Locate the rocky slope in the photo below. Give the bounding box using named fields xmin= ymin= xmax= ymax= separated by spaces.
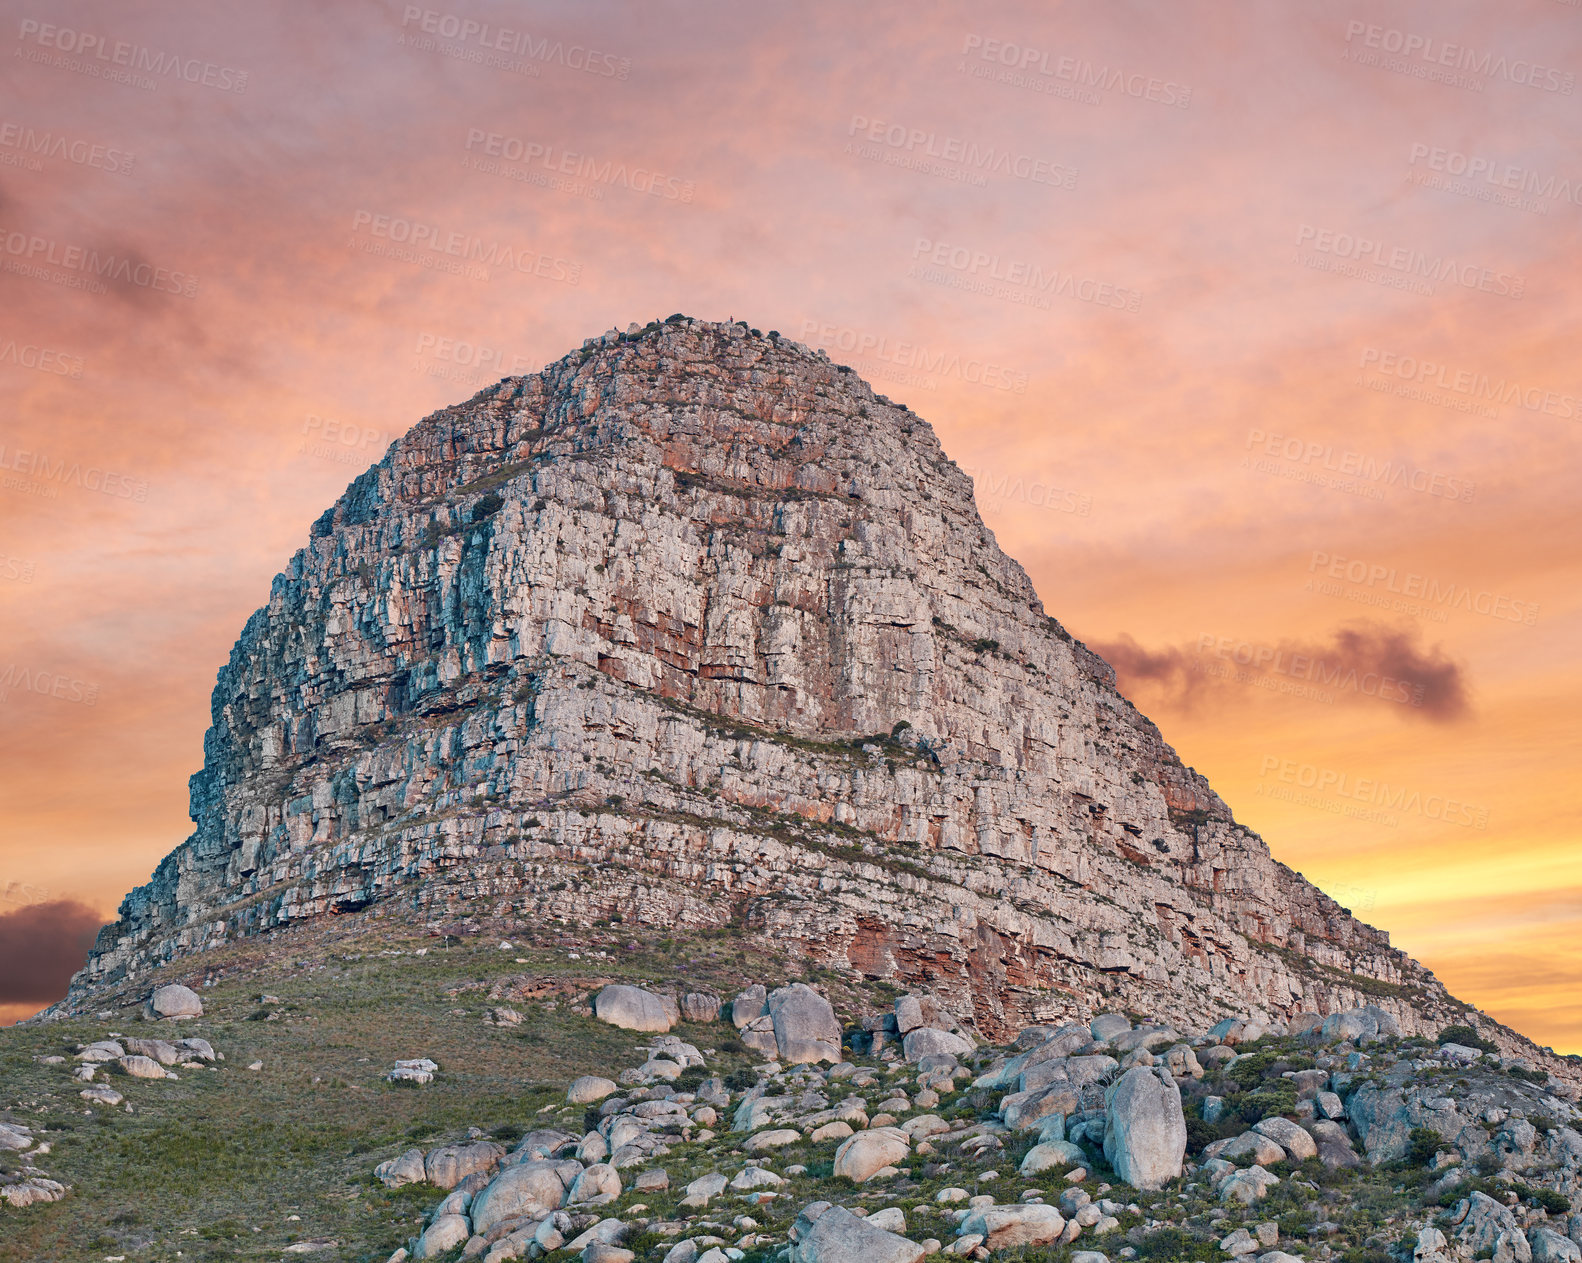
xmin=50 ymin=316 xmax=1512 ymax=1047
xmin=368 ymin=985 xmax=1582 ymax=1263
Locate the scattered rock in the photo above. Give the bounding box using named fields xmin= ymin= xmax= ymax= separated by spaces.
xmin=569 ymin=1076 xmax=620 ymax=1104
xmin=375 ymin=1148 xmax=428 ymax=1188
xmin=1102 ymin=1066 xmax=1186 ymax=1190
xmin=833 ymin=1129 xmax=910 ymax=1183
xmin=791 ymin=1203 xmax=925 ymax=1263
xmin=146 ymin=983 xmax=203 ymax=1020
xmin=768 ymin=984 xmax=842 ymax=1065
xmin=595 ymin=985 xmax=679 ymax=1033
xmin=958 ymin=1203 xmax=1066 ymax=1250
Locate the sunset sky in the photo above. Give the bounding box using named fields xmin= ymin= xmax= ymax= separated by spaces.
xmin=0 ymin=0 xmax=1577 ymax=1046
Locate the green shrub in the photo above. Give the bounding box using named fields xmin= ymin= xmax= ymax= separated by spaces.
xmin=1136 ymin=1227 xmax=1197 ymax=1262
xmin=1404 ymin=1127 xmax=1441 ymax=1167
xmin=472 ymin=491 xmax=505 ymax=521
xmin=1438 ymin=1025 xmax=1498 ymax=1054
xmin=1518 ymin=1185 xmax=1572 ymax=1214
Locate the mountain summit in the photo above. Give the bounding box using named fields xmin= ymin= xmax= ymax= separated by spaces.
xmin=60 ymin=316 xmax=1481 ymax=1041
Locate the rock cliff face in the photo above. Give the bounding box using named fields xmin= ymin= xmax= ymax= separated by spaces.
xmin=63 ymin=317 xmax=1468 ymax=1037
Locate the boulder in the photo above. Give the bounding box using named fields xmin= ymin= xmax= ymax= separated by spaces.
xmin=80 ymin=1084 xmax=124 ymax=1106
xmin=681 ymin=1171 xmax=728 ymax=1208
xmin=1220 ymin=1167 xmax=1280 ymax=1203
xmin=1102 ymin=1065 xmax=1186 ymax=1191
xmin=1207 ymin=1132 xmax=1286 ymax=1166
xmin=679 ymin=993 xmax=721 ymax=1023
xmin=1530 ymin=1229 xmax=1582 ymax=1263
xmin=1090 ymin=1014 xmax=1131 ymax=1042
xmin=740 ymin=1015 xmax=780 ymax=1058
xmin=567 ymin=1163 xmax=621 ymax=1206
xmin=1002 ymin=1082 xmax=1079 ymax=1131
xmin=414 ymin=1214 xmax=470 ymax=1259
xmin=1454 ymin=1192 xmax=1524 ymax=1260
xmin=744 ymin=1129 xmax=802 ymax=1152
xmin=790 ymin=1203 xmax=925 ymax=1263
xmin=471 ymin=1159 xmax=581 ymax=1234
xmin=425 ymin=1141 xmax=504 ymax=1189
xmin=1021 ymin=1140 xmax=1088 ymax=1174
xmin=0 ymin=1179 xmax=67 ymax=1207
xmin=566 ymin=1218 xmax=630 ymax=1252
xmin=730 ymin=1166 xmax=784 ymax=1190
xmin=375 ymin=1148 xmax=428 ymax=1188
xmin=768 ymin=984 xmax=842 ymax=1065
xmin=902 ymin=1028 xmax=973 ymax=1062
xmin=731 ymin=985 xmax=768 ymax=1029
xmin=146 ymin=983 xmax=203 ymax=1019
xmin=388 ymin=1058 xmax=437 ymax=1085
xmin=959 ymin=1204 xmax=1067 ymax=1250
xmin=1253 ymin=1117 xmax=1317 ymax=1162
xmin=594 ymin=985 xmax=677 ymax=1033
xmin=124 ymin=1037 xmax=180 ymax=1065
xmin=568 ymin=1076 xmax=619 ymax=1104
xmin=0 ymin=1123 xmax=32 ymax=1150
xmin=832 ymin=1128 xmax=910 ymax=1183
xmin=895 ymin=995 xmax=926 ymax=1034
xmin=119 ymin=1055 xmax=168 ymax=1080
xmin=1309 ymin=1120 xmax=1361 ymax=1169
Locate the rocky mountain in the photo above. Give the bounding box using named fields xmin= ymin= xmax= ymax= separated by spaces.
xmin=50 ymin=316 xmax=1515 ymax=1049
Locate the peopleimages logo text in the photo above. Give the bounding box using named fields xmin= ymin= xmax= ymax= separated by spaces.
xmin=1258 ymin=756 xmax=1489 ymax=829
xmin=399 ymin=8 xmax=629 ymax=78
xmin=15 ymin=19 xmax=249 ymax=91
xmin=1343 ymin=22 xmax=1574 ymax=94
xmin=1308 ymin=551 xmax=1538 ymax=626
xmin=0 ymin=228 xmax=198 ymax=297
xmin=1296 ymin=225 xmax=1523 ymax=298
xmin=349 ymin=211 xmax=581 ymax=284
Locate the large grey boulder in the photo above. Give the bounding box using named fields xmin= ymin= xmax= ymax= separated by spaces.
xmin=1002 ymin=1081 xmax=1079 ymax=1131
xmin=791 ymin=1203 xmax=925 ymax=1263
xmin=146 ymin=983 xmax=203 ymax=1020
xmin=1206 ymin=1132 xmax=1285 ymax=1166
xmin=901 ymin=1028 xmax=973 ymax=1062
xmin=731 ymin=985 xmax=768 ymax=1028
xmin=958 ymin=1204 xmax=1067 ymax=1249
xmin=680 ymin=992 xmax=721 ymax=1022
xmin=594 ymin=985 xmax=678 ymax=1032
xmin=1090 ymin=1013 xmax=1131 ymax=1042
xmin=124 ymin=1037 xmax=180 ymax=1065
xmin=470 ymin=1158 xmax=581 ymax=1233
xmin=1102 ymin=1065 xmax=1186 ymax=1190
xmin=413 ymin=1213 xmax=470 ymax=1259
xmin=375 ymin=1148 xmax=427 ymax=1188
xmin=832 ymin=1128 xmax=910 ymax=1182
xmin=1253 ymin=1117 xmax=1317 ymax=1162
xmin=566 ymin=1162 xmax=621 ymax=1205
xmin=568 ymin=1075 xmax=619 ymax=1104
xmin=1021 ymin=1140 xmax=1088 ymax=1174
xmin=1309 ymin=1120 xmax=1361 ymax=1169
xmin=424 ymin=1140 xmax=503 ymax=1189
xmin=1453 ymin=1192 xmax=1529 ymax=1262
xmin=1530 ymin=1228 xmax=1582 ymax=1263
xmin=768 ymin=984 xmax=842 ymax=1064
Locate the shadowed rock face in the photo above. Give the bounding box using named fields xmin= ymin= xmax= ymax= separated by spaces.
xmin=60 ymin=316 xmax=1463 ymax=1037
